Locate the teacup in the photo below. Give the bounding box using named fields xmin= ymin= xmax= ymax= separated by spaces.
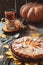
xmin=1 ymin=9 xmax=16 ymax=30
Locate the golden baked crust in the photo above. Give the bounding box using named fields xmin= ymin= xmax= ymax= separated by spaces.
xmin=11 ymin=36 xmax=43 ymax=59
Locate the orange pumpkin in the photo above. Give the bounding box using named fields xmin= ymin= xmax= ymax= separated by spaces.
xmin=20 ymin=2 xmax=43 ymax=23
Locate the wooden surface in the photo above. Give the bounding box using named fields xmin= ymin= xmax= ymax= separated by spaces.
xmin=0 ymin=19 xmax=43 ymax=65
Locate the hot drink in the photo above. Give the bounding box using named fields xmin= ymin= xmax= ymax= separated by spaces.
xmin=5 ymin=10 xmax=15 ymax=20
xmin=4 ymin=9 xmax=15 ymax=30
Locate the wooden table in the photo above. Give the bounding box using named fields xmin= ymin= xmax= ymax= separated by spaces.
xmin=0 ymin=19 xmax=43 ymax=65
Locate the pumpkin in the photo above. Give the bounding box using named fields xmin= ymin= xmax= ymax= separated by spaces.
xmin=20 ymin=2 xmax=43 ymax=23
xmin=20 ymin=2 xmax=33 ymax=18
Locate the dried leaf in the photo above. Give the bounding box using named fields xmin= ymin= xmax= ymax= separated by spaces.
xmin=6 ymin=56 xmax=13 ymax=59
xmin=13 ymin=57 xmax=18 ymax=61
xmin=14 ymin=60 xmax=21 ymax=65
xmin=3 ymin=44 xmax=9 ymax=48
xmin=31 ymin=33 xmax=41 ymax=37
xmin=29 ymin=62 xmax=38 ymax=65
xmin=25 ymin=63 xmax=30 ymax=65
xmin=5 ymin=51 xmax=12 ymax=56
xmin=0 ymin=34 xmax=6 ymax=38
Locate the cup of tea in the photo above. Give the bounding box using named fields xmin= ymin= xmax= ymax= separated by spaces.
xmin=1 ymin=9 xmax=16 ymax=30
xmin=5 ymin=9 xmax=15 ymax=20
xmin=5 ymin=9 xmax=16 ymax=30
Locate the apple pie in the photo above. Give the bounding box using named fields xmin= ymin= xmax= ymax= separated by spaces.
xmin=11 ymin=36 xmax=43 ymax=59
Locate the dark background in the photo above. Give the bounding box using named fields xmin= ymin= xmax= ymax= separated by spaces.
xmin=0 ymin=0 xmax=43 ymax=20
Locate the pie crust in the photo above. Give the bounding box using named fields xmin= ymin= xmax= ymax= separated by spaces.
xmin=11 ymin=36 xmax=43 ymax=59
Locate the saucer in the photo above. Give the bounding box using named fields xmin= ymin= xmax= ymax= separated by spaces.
xmin=2 ymin=25 xmax=18 ymax=32
xmin=2 ymin=19 xmax=26 ymax=33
